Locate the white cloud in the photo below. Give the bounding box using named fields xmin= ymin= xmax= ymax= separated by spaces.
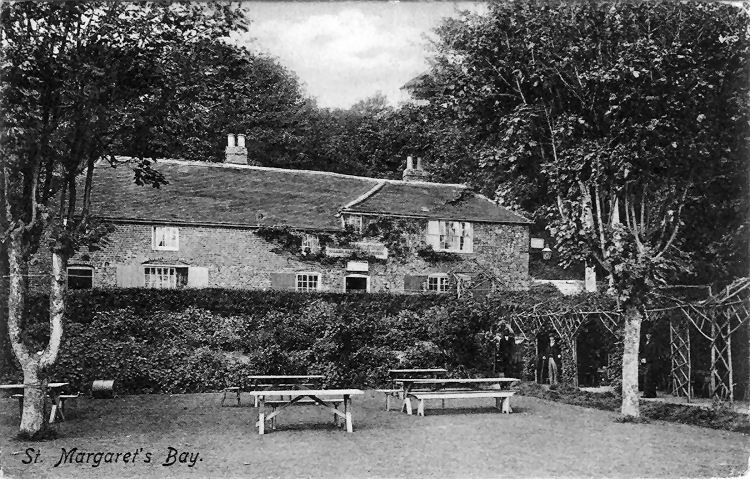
xmin=236 ymin=2 xmax=486 ymax=108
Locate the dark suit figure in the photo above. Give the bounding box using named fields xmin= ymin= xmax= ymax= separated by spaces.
xmin=496 ymin=329 xmax=515 ymax=377
xmin=641 ymin=333 xmax=659 ymax=398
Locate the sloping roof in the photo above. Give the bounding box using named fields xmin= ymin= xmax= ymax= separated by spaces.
xmin=343 ymin=182 xmax=530 ymax=224
xmin=88 ymin=159 xmax=378 ymax=230
xmin=88 ymin=158 xmax=529 ymax=229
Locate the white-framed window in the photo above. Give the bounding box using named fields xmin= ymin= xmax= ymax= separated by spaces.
xmin=144 ymin=265 xmax=188 ymax=289
xmin=342 ymin=214 xmax=363 ymax=233
xmin=67 ymin=266 xmax=93 ymax=290
xmin=427 ymin=274 xmax=449 ymax=293
xmin=296 ymin=272 xmax=320 ymax=292
xmin=426 ymin=220 xmax=473 ymax=252
xmin=152 ymin=226 xmax=179 ymax=251
xmin=301 ymin=234 xmax=320 ymax=255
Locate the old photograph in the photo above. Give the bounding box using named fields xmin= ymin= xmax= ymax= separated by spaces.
xmin=0 ymin=1 xmax=748 ymax=477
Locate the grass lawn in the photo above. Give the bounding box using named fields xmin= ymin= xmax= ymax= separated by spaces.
xmin=0 ymin=391 xmax=747 ymax=478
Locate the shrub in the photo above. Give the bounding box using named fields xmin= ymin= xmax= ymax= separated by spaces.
xmin=19 ymin=288 xmax=618 ymax=394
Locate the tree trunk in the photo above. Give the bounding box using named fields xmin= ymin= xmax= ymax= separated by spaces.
xmin=584 ymin=261 xmax=597 ymax=292
xmin=621 ymin=305 xmax=642 ymax=417
xmin=40 ymin=250 xmax=66 ymax=369
xmin=0 ymin=170 xmax=14 ymax=378
xmin=19 ymin=361 xmax=47 ymax=436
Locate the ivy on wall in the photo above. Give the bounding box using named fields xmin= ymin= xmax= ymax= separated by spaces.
xmin=253 ymin=217 xmax=462 ymax=265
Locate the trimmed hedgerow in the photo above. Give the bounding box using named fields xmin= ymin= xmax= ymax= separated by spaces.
xmin=14 ymin=288 xmax=617 ymax=394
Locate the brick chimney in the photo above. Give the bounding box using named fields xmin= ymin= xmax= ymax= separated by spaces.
xmin=402 ymin=155 xmax=430 ymax=182
xmin=225 ymin=133 xmax=249 ymax=165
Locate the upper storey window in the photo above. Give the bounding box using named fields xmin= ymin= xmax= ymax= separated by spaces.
xmin=152 ymin=226 xmax=179 ymax=251
xmin=426 ymin=220 xmax=473 ymax=253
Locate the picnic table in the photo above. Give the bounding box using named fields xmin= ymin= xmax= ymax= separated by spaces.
xmin=377 ymin=369 xmax=448 ymax=410
xmin=395 ymin=377 xmax=520 ymax=416
xmin=247 ymin=389 xmax=364 ymax=435
xmin=247 ymin=375 xmax=324 ymax=406
xmin=0 ymin=382 xmax=70 ymax=422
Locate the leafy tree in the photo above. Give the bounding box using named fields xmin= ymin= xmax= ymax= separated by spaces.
xmin=130 ymin=40 xmax=316 ymax=167
xmin=422 ymin=1 xmax=749 ymax=416
xmin=0 ymin=1 xmax=245 ymax=437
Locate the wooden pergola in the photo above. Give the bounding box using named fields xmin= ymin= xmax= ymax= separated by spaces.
xmin=496 ymin=278 xmax=749 ymax=402
xmin=647 ymin=279 xmax=750 ymax=403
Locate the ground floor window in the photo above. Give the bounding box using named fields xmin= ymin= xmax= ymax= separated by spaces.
xmin=144 ymin=266 xmax=188 ymax=289
xmin=67 ymin=266 xmax=93 ymax=290
xmin=345 ymin=275 xmax=369 ymax=293
xmin=427 ymin=274 xmax=449 ymax=293
xmin=296 ymin=272 xmax=320 ymax=292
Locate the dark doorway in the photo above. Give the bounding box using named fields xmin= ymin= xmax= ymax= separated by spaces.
xmin=345 ymin=276 xmax=368 ymax=293
xmin=576 ymin=320 xmax=613 ymax=387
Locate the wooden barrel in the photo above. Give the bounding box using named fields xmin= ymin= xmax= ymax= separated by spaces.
xmin=91 ymin=379 xmax=115 ymax=399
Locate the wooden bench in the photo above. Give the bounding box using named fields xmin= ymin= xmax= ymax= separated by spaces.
xmin=58 ymin=392 xmax=80 ymax=420
xmin=406 ymin=390 xmax=516 ymax=416
xmin=374 ymin=389 xmax=402 ymax=411
xmin=221 ymin=387 xmax=241 ymax=407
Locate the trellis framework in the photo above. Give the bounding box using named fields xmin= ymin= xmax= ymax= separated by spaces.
xmin=508 ymin=303 xmax=622 ymax=388
xmin=491 ymin=278 xmax=749 ymax=403
xmin=654 ymin=280 xmax=750 ymax=402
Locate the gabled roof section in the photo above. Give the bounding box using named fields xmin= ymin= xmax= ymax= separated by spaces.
xmin=87 ymin=158 xmax=530 ymax=229
xmin=88 ymin=159 xmax=379 ymax=230
xmin=342 ymin=182 xmax=530 ymax=224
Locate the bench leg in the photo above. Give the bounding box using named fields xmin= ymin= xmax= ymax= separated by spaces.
xmin=333 ymin=403 xmax=339 ymax=426
xmin=418 ymin=399 xmax=426 ymax=417
xmin=236 ymin=390 xmax=241 ymax=406
xmin=403 ymin=397 xmax=413 ymax=415
xmin=344 ymin=396 xmax=353 ymax=433
xmin=385 ymin=394 xmax=390 ymax=411
xmin=221 ymin=390 xmax=227 ymax=407
xmin=258 ymin=398 xmax=265 ymax=435
xmin=441 ymin=399 xmax=445 ymax=409
xmin=498 ymin=397 xmax=512 ymax=414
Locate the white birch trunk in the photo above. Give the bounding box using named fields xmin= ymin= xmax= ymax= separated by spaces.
xmin=621 ymin=305 xmax=642 ymax=417
xmin=584 ymin=261 xmax=597 ymax=292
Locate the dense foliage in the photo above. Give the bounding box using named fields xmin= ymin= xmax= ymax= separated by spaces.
xmin=9 ymin=288 xmax=618 ymax=394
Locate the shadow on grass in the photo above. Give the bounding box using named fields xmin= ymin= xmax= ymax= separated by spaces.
xmin=415 ymin=406 xmax=529 ymax=416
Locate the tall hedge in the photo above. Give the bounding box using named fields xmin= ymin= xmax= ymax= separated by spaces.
xmin=11 ymin=288 xmax=613 ymax=394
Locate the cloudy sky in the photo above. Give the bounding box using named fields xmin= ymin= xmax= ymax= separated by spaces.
xmin=235 ymin=2 xmax=486 ymax=109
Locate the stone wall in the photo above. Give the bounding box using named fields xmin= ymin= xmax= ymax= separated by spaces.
xmin=30 ymin=221 xmax=529 ymax=292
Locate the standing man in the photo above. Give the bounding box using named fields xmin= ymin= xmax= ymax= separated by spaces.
xmin=495 ymin=325 xmax=516 ymax=377
xmin=546 ymin=336 xmax=562 ymax=385
xmin=641 ymin=333 xmax=658 ymax=398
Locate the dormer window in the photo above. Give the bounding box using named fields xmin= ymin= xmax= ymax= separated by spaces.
xmin=426 ymin=220 xmax=473 ymax=253
xmin=342 ymin=214 xmax=363 ymax=233
xmin=152 ymin=226 xmax=179 ymax=251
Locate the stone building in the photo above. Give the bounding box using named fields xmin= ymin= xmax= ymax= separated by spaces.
xmin=58 ymin=134 xmax=531 ymax=294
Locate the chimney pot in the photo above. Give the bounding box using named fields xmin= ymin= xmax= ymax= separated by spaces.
xmin=225 ymin=132 xmax=249 ymax=165
xmin=416 ymin=157 xmax=424 ymax=170
xmin=406 ymin=156 xmax=414 ymax=170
